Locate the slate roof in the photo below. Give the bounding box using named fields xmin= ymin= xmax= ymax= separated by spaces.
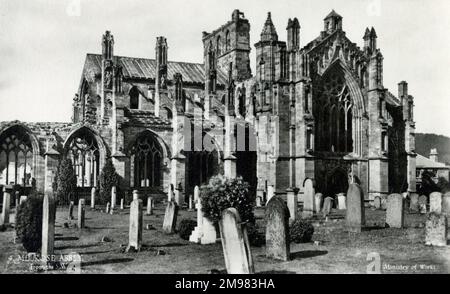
xmin=123 ymin=108 xmax=172 ymax=127
xmin=416 ymin=154 xmax=450 ymax=169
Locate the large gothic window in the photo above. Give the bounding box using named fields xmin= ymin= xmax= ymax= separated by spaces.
xmin=131 ymin=132 xmax=162 ymax=188
xmin=314 ymin=67 xmax=353 ymax=153
xmin=0 ymin=126 xmax=33 ymax=186
xmin=66 ymin=128 xmax=100 ymax=187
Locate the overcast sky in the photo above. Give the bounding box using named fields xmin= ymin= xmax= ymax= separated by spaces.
xmin=1 ymin=0 xmax=449 ymax=137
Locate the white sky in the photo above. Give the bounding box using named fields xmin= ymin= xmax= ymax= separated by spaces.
xmin=0 ymin=0 xmax=449 ymax=137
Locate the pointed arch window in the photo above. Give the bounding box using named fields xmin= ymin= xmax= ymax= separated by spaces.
xmin=131 ymin=132 xmax=163 ymax=188
xmin=129 ymin=86 xmax=139 ymax=109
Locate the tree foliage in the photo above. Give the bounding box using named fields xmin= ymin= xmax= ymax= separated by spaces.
xmin=99 ymin=158 xmax=119 ymax=205
xmin=56 ymin=158 xmax=77 ymax=204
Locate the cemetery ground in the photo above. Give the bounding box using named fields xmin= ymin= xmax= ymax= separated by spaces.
xmin=1 ymin=201 xmax=449 ymax=274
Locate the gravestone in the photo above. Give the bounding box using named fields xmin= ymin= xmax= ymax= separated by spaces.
xmin=146 ymin=197 xmax=153 ymax=215
xmin=162 ymin=201 xmax=178 ymax=234
xmin=190 ymin=186 xmax=205 ymax=243
xmin=346 ymin=183 xmax=365 ymax=233
xmin=201 ymin=217 xmax=217 ymax=245
xmin=91 ymin=187 xmax=96 ymax=209
xmin=430 ymin=192 xmax=442 ymax=214
xmin=256 ymin=196 xmax=262 ymax=207
xmin=41 ymin=193 xmax=56 ymax=260
xmin=1 ymin=188 xmax=11 ymax=225
xmin=19 ymin=196 xmax=27 ymax=205
xmin=266 ymin=185 xmax=275 ymax=204
xmin=105 ymin=202 xmax=110 ymax=214
xmin=168 ymin=184 xmax=174 ymax=202
xmin=385 ymin=194 xmax=404 ymax=228
xmin=286 ymin=188 xmax=298 ymax=222
xmin=425 ymin=213 xmax=447 ymax=247
xmin=337 ymin=193 xmax=346 ymax=210
xmin=188 ymin=195 xmax=193 ymax=211
xmin=256 ymin=189 xmax=265 ymax=206
xmin=132 ymin=190 xmax=139 ymax=201
xmin=68 ymin=201 xmax=74 ymax=220
xmin=302 ymin=179 xmax=315 ymax=219
xmin=322 ymin=197 xmax=333 ymax=217
xmin=111 ymin=186 xmax=117 ymax=209
xmin=219 ymin=208 xmax=254 ymax=274
xmin=120 ymin=198 xmax=124 ymax=210
xmin=409 ymin=193 xmax=419 ymax=212
xmin=127 ymin=199 xmax=143 ymax=251
xmin=381 ymin=197 xmax=387 ymax=210
xmin=265 ymin=196 xmax=290 ymax=261
xmin=442 ymin=192 xmax=450 ymax=217
xmin=373 ymin=196 xmax=381 ymax=210
xmin=419 ymin=195 xmax=427 ymax=214
xmin=77 ymin=199 xmax=85 ymax=229
xmin=314 ymin=193 xmax=323 ymax=213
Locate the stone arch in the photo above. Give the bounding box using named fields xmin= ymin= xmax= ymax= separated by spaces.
xmin=325 ymin=167 xmax=349 ymax=198
xmin=129 ymin=86 xmax=139 ymax=109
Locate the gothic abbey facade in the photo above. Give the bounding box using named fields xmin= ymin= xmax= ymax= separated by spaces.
xmin=0 ymin=10 xmax=416 ymax=202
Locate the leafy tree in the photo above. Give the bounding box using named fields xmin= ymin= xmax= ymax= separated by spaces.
xmin=437 ymin=177 xmax=450 ymax=194
xmin=99 ymin=158 xmax=119 ymax=205
xmin=15 ymin=192 xmax=43 ymax=252
xmin=56 ymin=158 xmax=77 ymax=205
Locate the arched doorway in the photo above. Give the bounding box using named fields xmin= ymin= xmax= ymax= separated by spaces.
xmin=326 ymin=168 xmax=349 ymax=198
xmin=235 ymin=122 xmax=257 ymax=192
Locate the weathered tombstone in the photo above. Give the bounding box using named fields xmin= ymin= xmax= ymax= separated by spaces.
xmin=381 ymin=197 xmax=387 ymax=210
xmin=286 ymin=188 xmax=298 ymax=222
xmin=105 ymin=202 xmax=110 ymax=214
xmin=188 ymin=195 xmax=193 ymax=211
xmin=19 ymin=196 xmax=27 ymax=205
xmin=132 ymin=190 xmax=139 ymax=201
xmin=162 ymin=201 xmax=178 ymax=234
xmin=174 ymin=188 xmax=183 ymax=206
xmin=409 ymin=193 xmax=419 ymax=212
xmin=168 ymin=184 xmax=174 ymax=202
xmin=120 ymin=198 xmax=124 ymax=210
xmin=77 ymin=199 xmax=85 ymax=229
xmin=442 ymin=192 xmax=450 ymax=217
xmin=91 ymin=187 xmax=96 ymax=209
xmin=430 ymin=192 xmax=442 ymax=214
xmin=201 ymin=217 xmax=217 ymax=244
xmin=266 ymin=185 xmax=275 ymax=204
xmin=322 ymin=197 xmax=333 ymax=217
xmin=425 ymin=213 xmax=447 ymax=247
xmin=111 ymin=186 xmax=117 ymax=210
xmin=314 ymin=193 xmax=323 ymax=213
xmin=373 ymin=196 xmax=381 ymax=210
xmin=219 ymin=208 xmax=254 ymax=274
xmin=385 ymin=194 xmax=404 ymax=228
xmin=68 ymin=201 xmax=74 ymax=220
xmin=127 ymin=199 xmax=143 ymax=251
xmin=256 ymin=196 xmax=262 ymax=207
xmin=265 ymin=196 xmax=290 ymax=261
xmin=146 ymin=196 xmax=153 ymax=215
xmin=189 ymin=195 xmax=204 ymax=243
xmin=419 ymin=195 xmax=427 ymax=214
xmin=41 ymin=193 xmax=56 ymax=261
xmin=337 ymin=193 xmax=346 ymax=210
xmin=346 ymin=183 xmax=365 ymax=233
xmin=1 ymin=188 xmax=11 ymax=225
xmin=193 ymin=185 xmax=200 ymax=202
xmin=302 ymin=179 xmax=315 ymax=218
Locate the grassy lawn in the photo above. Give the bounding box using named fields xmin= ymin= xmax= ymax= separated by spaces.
xmin=1 ymin=202 xmax=449 ymax=274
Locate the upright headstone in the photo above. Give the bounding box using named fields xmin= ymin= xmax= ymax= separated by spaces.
xmin=120 ymin=198 xmax=124 ymax=210
xmin=337 ymin=193 xmax=346 ymax=210
xmin=442 ymin=192 xmax=450 ymax=217
xmin=201 ymin=217 xmax=217 ymax=245
xmin=425 ymin=213 xmax=447 ymax=247
xmin=265 ymin=196 xmax=290 ymax=261
xmin=256 ymin=189 xmax=265 ymax=206
xmin=127 ymin=199 xmax=143 ymax=251
xmin=19 ymin=196 xmax=27 ymax=205
xmin=256 ymin=196 xmax=262 ymax=207
xmin=68 ymin=201 xmax=74 ymax=220
xmin=111 ymin=186 xmax=117 ymax=210
xmin=373 ymin=196 xmax=381 ymax=210
xmin=266 ymin=185 xmax=275 ymax=204
xmin=286 ymin=188 xmax=298 ymax=222
xmin=409 ymin=193 xmax=419 ymax=212
xmin=322 ymin=197 xmax=333 ymax=217
xmin=346 ymin=183 xmax=365 ymax=233
xmin=105 ymin=202 xmax=110 ymax=214
xmin=381 ymin=197 xmax=387 ymax=210
xmin=91 ymin=187 xmax=96 ymax=209
xmin=188 ymin=195 xmax=193 ymax=211
xmin=189 ymin=187 xmax=204 ymax=243
xmin=162 ymin=201 xmax=178 ymax=234
xmin=132 ymin=190 xmax=139 ymax=201
xmin=419 ymin=195 xmax=427 ymax=214
xmin=314 ymin=193 xmax=323 ymax=213
xmin=193 ymin=185 xmax=200 ymax=202
xmin=302 ymin=179 xmax=315 ymax=218
xmin=430 ymin=192 xmax=442 ymax=214
xmin=77 ymin=199 xmax=85 ymax=229
xmin=1 ymin=188 xmax=11 ymax=225
xmin=41 ymin=193 xmax=56 ymax=261
xmin=146 ymin=196 xmax=153 ymax=215
xmin=219 ymin=208 xmax=254 ymax=274
xmin=385 ymin=194 xmax=404 ymax=228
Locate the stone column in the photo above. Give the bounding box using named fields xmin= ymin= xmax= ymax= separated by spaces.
xmin=41 ymin=193 xmax=56 ymax=261
xmin=1 ymin=187 xmax=11 ymax=225
xmin=91 ymin=187 xmax=96 ymax=209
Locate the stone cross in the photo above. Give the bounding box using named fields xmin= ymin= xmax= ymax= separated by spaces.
xmin=120 ymin=198 xmax=124 ymax=210
xmin=314 ymin=193 xmax=323 ymax=213
xmin=162 ymin=201 xmax=178 ymax=234
xmin=127 ymin=199 xmax=143 ymax=251
xmin=1 ymin=188 xmax=11 ymax=225
xmin=418 ymin=195 xmax=427 ymax=214
xmin=302 ymin=179 xmax=315 ymax=219
xmin=68 ymin=201 xmax=74 ymax=220
xmin=337 ymin=193 xmax=346 ymax=210
xmin=78 ymin=199 xmax=85 ymax=229
xmin=201 ymin=217 xmax=217 ymax=244
xmin=41 ymin=193 xmax=56 ymax=261
xmin=373 ymin=196 xmax=381 ymax=210
xmin=322 ymin=197 xmax=333 ymax=217
xmin=91 ymin=187 xmax=96 ymax=209
xmin=219 ymin=208 xmax=254 ymax=274
xmin=425 ymin=213 xmax=447 ymax=247
xmin=442 ymin=192 xmax=450 ymax=217
xmin=346 ymin=183 xmax=365 ymax=233
xmin=146 ymin=196 xmax=153 ymax=215
xmin=105 ymin=202 xmax=110 ymax=214
xmin=111 ymin=186 xmax=117 ymax=210
xmin=265 ymin=196 xmax=290 ymax=261
xmin=430 ymin=192 xmax=442 ymax=214
xmin=286 ymin=188 xmax=298 ymax=222
xmin=266 ymin=185 xmax=275 ymax=204
xmin=409 ymin=193 xmax=419 ymax=212
xmin=385 ymin=194 xmax=404 ymax=228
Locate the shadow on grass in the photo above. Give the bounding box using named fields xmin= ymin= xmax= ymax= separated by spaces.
xmin=80 ymin=250 xmax=112 ymax=255
xmin=55 ymin=243 xmax=98 ymax=250
xmin=81 ymin=258 xmax=133 ymax=267
xmin=55 ymin=236 xmax=79 ymax=241
xmin=362 ymin=225 xmax=386 ymax=231
xmin=258 ymin=270 xmax=297 ymax=274
xmin=290 ymin=250 xmax=328 ymax=260
xmin=153 ymin=242 xmax=188 ymax=248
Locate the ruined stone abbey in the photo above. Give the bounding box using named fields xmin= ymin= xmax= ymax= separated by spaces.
xmin=0 ymin=9 xmax=417 ymax=203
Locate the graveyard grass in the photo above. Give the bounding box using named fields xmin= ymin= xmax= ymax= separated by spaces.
xmin=1 ymin=203 xmax=449 ymax=274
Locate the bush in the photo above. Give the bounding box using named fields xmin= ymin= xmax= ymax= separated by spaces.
xmin=178 ymin=219 xmax=197 ymax=240
xmin=289 ymin=219 xmax=314 ymax=243
xmin=200 ymin=175 xmax=255 ymax=225
xmin=15 ymin=193 xmax=44 ymax=252
xmin=246 ymin=223 xmax=265 ymax=247
xmin=99 ymin=158 xmax=119 ymax=205
xmin=56 ymin=159 xmax=77 ymax=205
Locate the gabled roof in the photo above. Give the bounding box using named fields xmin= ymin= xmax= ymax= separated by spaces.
xmin=416 ymin=154 xmax=450 ymax=169
xmin=324 ymin=10 xmax=342 ymax=20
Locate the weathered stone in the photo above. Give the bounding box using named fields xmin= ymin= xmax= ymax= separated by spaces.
xmin=430 ymin=192 xmax=442 ymax=214
xmin=189 ymin=187 xmax=204 ymax=243
xmin=381 ymin=197 xmax=387 ymax=210
xmin=419 ymin=195 xmax=427 ymax=214
xmin=373 ymin=196 xmax=381 ymax=209
xmin=120 ymin=198 xmax=124 ymax=210
xmin=219 ymin=208 xmax=254 ymax=274
xmin=337 ymin=193 xmax=346 ymax=210
xmin=266 ymin=185 xmax=275 ymax=204
xmin=77 ymin=199 xmax=85 ymax=229
xmin=256 ymin=196 xmax=262 ymax=207
xmin=201 ymin=217 xmax=217 ymax=244
xmin=174 ymin=188 xmax=184 ymax=206
xmin=91 ymin=187 xmax=96 ymax=209
xmin=265 ymin=196 xmax=290 ymax=261
xmin=132 ymin=190 xmax=139 ymax=201
xmin=302 ymin=179 xmax=315 ymax=218
xmin=111 ymin=186 xmax=117 ymax=209
xmin=41 ymin=193 xmax=56 ymax=260
xmin=162 ymin=201 xmax=178 ymax=234
xmin=286 ymin=188 xmax=298 ymax=222
xmin=1 ymin=189 xmax=11 ymax=225
xmin=346 ymin=183 xmax=365 ymax=233
xmin=19 ymin=196 xmax=27 ymax=205
xmin=314 ymin=193 xmax=323 ymax=213
xmin=409 ymin=193 xmax=419 ymax=212
xmin=68 ymin=201 xmax=74 ymax=220
xmin=146 ymin=196 xmax=153 ymax=215
xmin=442 ymin=192 xmax=450 ymax=217
xmin=167 ymin=184 xmax=174 ymax=202
xmin=256 ymin=189 xmax=265 ymax=206
xmin=127 ymin=199 xmax=143 ymax=251
xmin=322 ymin=197 xmax=333 ymax=217
xmin=425 ymin=213 xmax=447 ymax=247
xmin=385 ymin=194 xmax=404 ymax=228
xmin=105 ymin=202 xmax=110 ymax=214
xmin=188 ymin=195 xmax=193 ymax=210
